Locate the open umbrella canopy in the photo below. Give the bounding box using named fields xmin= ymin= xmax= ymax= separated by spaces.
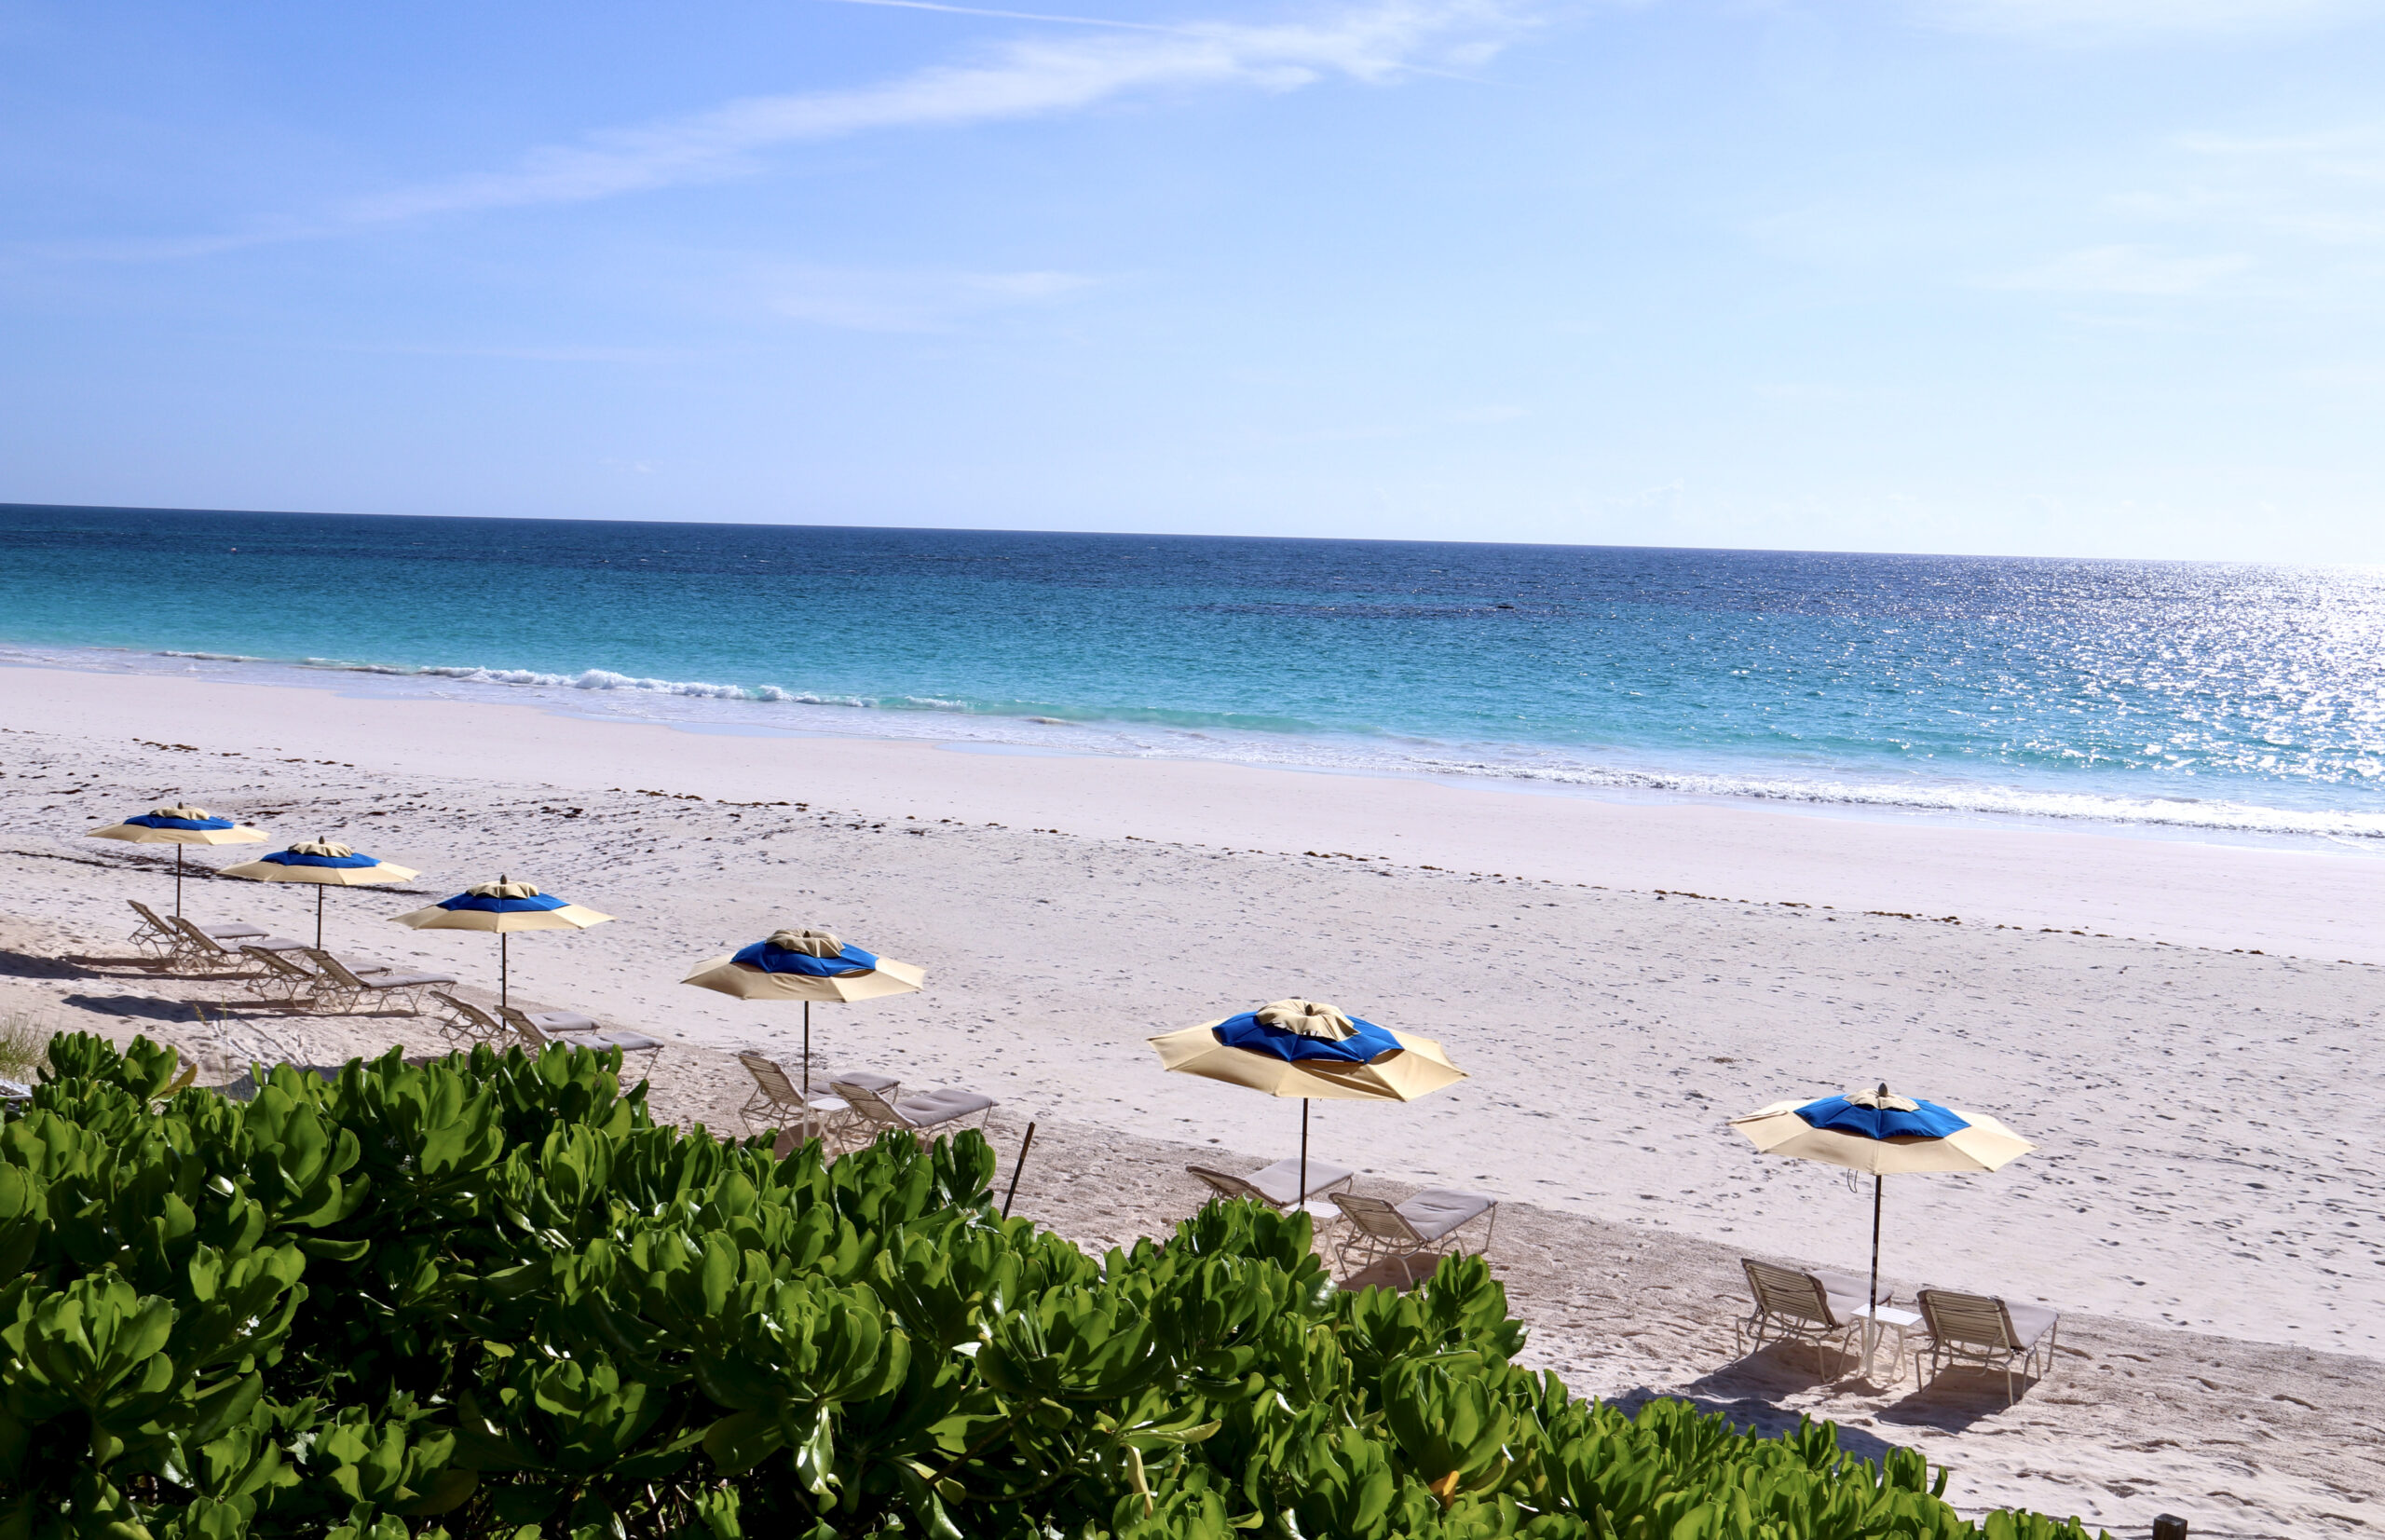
xmin=682 ymin=927 xmax=925 ymax=1003
xmin=391 ymin=877 xmax=613 ymax=934
xmin=221 ymin=838 xmax=422 ymax=949
xmin=223 ymin=838 xmax=419 ymax=888
xmin=1150 ymin=999 xmax=1465 ymax=1102
xmin=1730 ymin=1089 xmax=2033 ymax=1175
xmin=88 ymin=804 xmax=269 ymax=914
xmin=88 ymin=804 xmax=268 ymax=846
xmin=390 ymin=877 xmax=614 ymax=1011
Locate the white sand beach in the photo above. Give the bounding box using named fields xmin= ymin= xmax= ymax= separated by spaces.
xmin=2 ymin=662 xmax=2379 ymax=1538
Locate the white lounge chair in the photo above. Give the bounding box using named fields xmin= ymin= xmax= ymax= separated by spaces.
xmin=1186 ymin=1157 xmax=1355 ymax=1215
xmin=226 ymin=946 xmax=394 ymax=1008
xmin=739 ymin=1055 xmax=900 ymax=1149
xmin=430 ymin=993 xmax=516 ymax=1051
xmin=1329 ymin=1189 xmax=1498 ymax=1284
xmin=1735 ymin=1259 xmax=1893 ymax=1379
xmin=171 ymin=916 xmax=307 ymax=975
xmin=1915 ymin=1288 xmax=2061 ymax=1405
xmin=500 ymin=1006 xmax=663 ymax=1078
xmin=129 ymin=899 xmax=265 ymax=962
xmin=237 ymin=946 xmax=325 ymax=1005
xmin=832 ymin=1077 xmax=995 ymax=1143
xmin=301 ymin=948 xmax=457 ymax=1016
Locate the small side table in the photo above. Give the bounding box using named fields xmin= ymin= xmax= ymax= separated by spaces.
xmin=1849 ymin=1304 xmax=1923 ymax=1384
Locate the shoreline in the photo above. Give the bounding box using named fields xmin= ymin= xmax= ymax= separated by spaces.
xmin=12 ymin=641 xmax=2383 ymax=856
xmin=7 ymin=661 xmax=2385 ymax=961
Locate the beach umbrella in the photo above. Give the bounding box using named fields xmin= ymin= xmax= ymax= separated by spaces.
xmin=219 ymin=838 xmax=421 ymax=950
xmin=1149 ymin=999 xmax=1466 ymax=1211
xmin=1728 ymin=1083 xmax=2034 ymax=1320
xmin=390 ymin=876 xmax=613 ymax=1011
xmin=86 ymin=804 xmax=268 ymax=916
xmin=681 ymin=927 xmax=924 ymax=1104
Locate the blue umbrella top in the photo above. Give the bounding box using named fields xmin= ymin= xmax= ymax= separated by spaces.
xmin=1793 ymin=1089 xmax=1970 ymax=1141
xmin=733 ymin=928 xmax=879 ymax=977
xmin=121 ymin=805 xmax=238 ymax=831
xmin=257 ymin=838 xmax=385 ymax=869
xmin=1213 ymin=1001 xmax=1403 ymax=1065
xmin=433 ymin=878 xmax=569 ymax=913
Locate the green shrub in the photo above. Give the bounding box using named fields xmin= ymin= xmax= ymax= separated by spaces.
xmin=0 ymin=1033 xmax=2106 ymax=1540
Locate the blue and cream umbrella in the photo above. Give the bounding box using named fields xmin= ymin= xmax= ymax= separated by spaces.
xmin=1730 ymin=1083 xmax=2034 ymax=1315
xmin=682 ymin=927 xmax=925 ymax=1098
xmin=390 ymin=876 xmax=614 ymax=1011
xmin=220 ymin=838 xmax=420 ymax=949
xmin=87 ymin=804 xmax=268 ymax=916
xmin=1150 ymin=999 xmax=1466 ymax=1211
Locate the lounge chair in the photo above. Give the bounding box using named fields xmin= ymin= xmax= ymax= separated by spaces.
xmin=238 ymin=946 xmax=326 ymax=1005
xmin=832 ymin=1077 xmax=995 ymax=1143
xmin=430 ymin=994 xmax=517 ymax=1051
xmin=498 ymin=1002 xmax=604 ymax=1040
xmin=1915 ymin=1288 xmax=2061 ymax=1405
xmin=1734 ymin=1260 xmax=1894 ymax=1379
xmin=500 ymin=1008 xmax=663 ymax=1078
xmin=224 ymin=946 xmax=394 ymax=1008
xmin=1329 ymin=1189 xmax=1498 ymax=1284
xmin=301 ymin=948 xmax=457 ymax=1016
xmin=738 ymin=1055 xmax=899 ymax=1148
xmin=170 ymin=916 xmax=308 ymax=974
xmin=129 ymin=899 xmax=263 ymax=961
xmin=1186 ymin=1157 xmax=1355 ymax=1215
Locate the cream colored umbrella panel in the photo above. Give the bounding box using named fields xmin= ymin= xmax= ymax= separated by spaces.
xmin=221 ymin=838 xmax=420 ymax=950
xmin=1729 ymin=1083 xmax=2035 ymax=1332
xmin=88 ymin=804 xmax=268 ymax=916
xmin=391 ymin=876 xmax=613 ymax=1012
xmin=1150 ymin=998 xmax=1466 ymax=1209
xmin=682 ymin=928 xmax=924 ymax=1110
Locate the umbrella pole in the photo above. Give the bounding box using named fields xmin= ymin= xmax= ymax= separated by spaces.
xmin=1299 ymin=1098 xmax=1310 ymax=1213
xmin=174 ymin=847 xmax=184 ymax=917
xmin=802 ymin=1000 xmax=812 ymax=1111
xmin=315 ymin=886 xmax=325 ymax=951
xmin=500 ymin=932 xmax=509 ymax=1014
xmin=1869 ymin=1173 xmax=1884 ymax=1310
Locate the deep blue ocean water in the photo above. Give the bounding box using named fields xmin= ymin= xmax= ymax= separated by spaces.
xmin=5 ymin=503 xmax=2382 ymax=842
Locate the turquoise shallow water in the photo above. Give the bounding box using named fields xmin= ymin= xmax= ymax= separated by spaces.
xmin=5 ymin=503 xmax=2383 ymax=842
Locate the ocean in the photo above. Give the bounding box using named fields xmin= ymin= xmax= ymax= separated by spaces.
xmin=4 ymin=502 xmax=2381 ymax=845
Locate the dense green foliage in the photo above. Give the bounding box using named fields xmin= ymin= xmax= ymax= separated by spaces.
xmin=0 ymin=1033 xmax=2104 ymax=1540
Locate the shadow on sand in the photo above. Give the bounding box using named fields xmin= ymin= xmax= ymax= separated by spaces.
xmin=60 ymin=992 xmax=216 ymax=1025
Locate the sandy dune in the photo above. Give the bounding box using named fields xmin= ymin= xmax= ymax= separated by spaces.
xmin=1 ymin=664 xmax=2380 ymax=1537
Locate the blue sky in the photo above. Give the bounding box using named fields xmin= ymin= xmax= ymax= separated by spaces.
xmin=3 ymin=0 xmax=2381 ymax=560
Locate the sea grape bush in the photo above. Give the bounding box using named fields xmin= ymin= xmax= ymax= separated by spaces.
xmin=0 ymin=1033 xmax=2106 ymax=1540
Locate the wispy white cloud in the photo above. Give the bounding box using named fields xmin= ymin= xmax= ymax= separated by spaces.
xmin=762 ymin=266 xmax=1101 ymax=330
xmin=1993 ymin=242 xmax=2251 ymax=294
xmin=346 ymin=0 xmax=1519 ymax=225
xmin=1915 ymin=0 xmax=2382 ymax=42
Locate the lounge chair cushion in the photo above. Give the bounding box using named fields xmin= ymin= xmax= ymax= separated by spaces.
xmin=524 ymin=1010 xmax=601 ymax=1034
xmin=830 ymin=1070 xmax=901 ymax=1096
xmin=1811 ymin=1268 xmax=1892 ymax=1308
xmin=1395 ymin=1189 xmax=1496 ymax=1243
xmin=893 ymin=1087 xmax=995 ymax=1127
xmin=198 ymin=921 xmax=268 ymax=940
xmin=358 ymin=970 xmax=459 ymax=989
xmin=2003 ymin=1301 xmax=2060 ymax=1348
xmin=579 ymin=1030 xmax=662 ymax=1054
xmin=238 ymin=934 xmax=312 ymax=955
xmin=1242 ymin=1156 xmax=1356 ymax=1207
